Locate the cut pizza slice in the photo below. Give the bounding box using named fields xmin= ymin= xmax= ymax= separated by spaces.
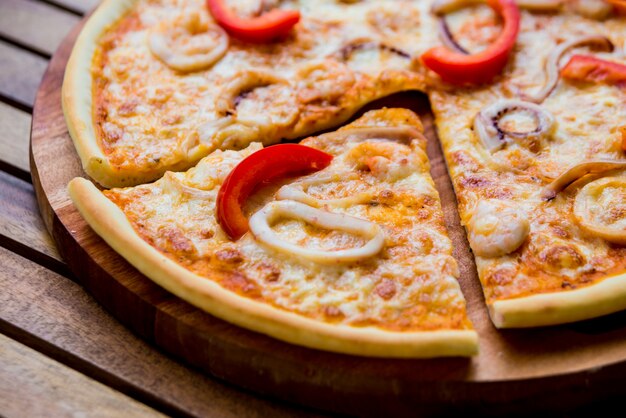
xmin=63 ymin=0 xmax=430 ymax=187
xmin=68 ymin=109 xmax=478 ymax=358
xmin=428 ymin=4 xmax=626 ymax=327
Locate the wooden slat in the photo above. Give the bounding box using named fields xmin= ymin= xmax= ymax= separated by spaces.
xmin=43 ymin=0 xmax=100 ymax=15
xmin=0 ymin=101 xmax=30 ymax=174
xmin=0 ymin=171 xmax=65 ymax=272
xmin=0 ymin=333 xmax=164 ymax=418
xmin=0 ymin=169 xmax=57 ymax=255
xmin=0 ymin=246 xmax=320 ymax=418
xmin=0 ymin=39 xmax=48 ymax=109
xmin=0 ymin=0 xmax=80 ymax=57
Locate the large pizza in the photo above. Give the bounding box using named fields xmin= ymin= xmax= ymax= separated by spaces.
xmin=63 ymin=0 xmax=626 ymax=357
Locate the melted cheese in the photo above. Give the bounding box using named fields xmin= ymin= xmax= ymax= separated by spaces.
xmin=104 ymin=110 xmax=473 ymax=332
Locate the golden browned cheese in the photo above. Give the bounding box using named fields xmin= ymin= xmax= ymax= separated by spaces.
xmin=90 ymin=0 xmax=430 ymax=184
xmin=429 ymin=4 xmax=626 ymax=305
xmin=104 ymin=109 xmax=474 ymax=332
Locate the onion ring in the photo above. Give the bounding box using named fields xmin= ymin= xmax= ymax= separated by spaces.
xmin=335 ymin=39 xmax=412 ymax=61
xmin=524 ymin=35 xmax=614 ymax=103
xmin=249 ymin=200 xmax=385 ymax=264
xmin=473 ymin=99 xmax=555 ymax=152
xmin=574 ymin=177 xmax=626 ymax=244
xmin=541 ymin=160 xmax=626 ymax=200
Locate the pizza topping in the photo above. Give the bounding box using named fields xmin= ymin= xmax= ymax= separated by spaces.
xmin=216 ymin=71 xmax=299 ymax=128
xmin=574 ymin=177 xmax=626 ymax=244
xmin=604 ymin=0 xmax=626 ymax=13
xmin=541 ymin=160 xmax=626 ymax=200
xmin=216 ymin=144 xmax=333 ymax=240
xmin=206 ymin=0 xmax=300 ymax=43
xmin=162 ymin=172 xmax=215 ymax=200
xmin=437 ymin=16 xmax=469 ymax=55
xmin=515 ymin=0 xmax=564 ymax=11
xmin=473 ymin=99 xmax=555 ymax=153
xmin=318 ymin=126 xmax=427 ymax=147
xmin=431 ymin=0 xmax=562 ymax=13
xmin=296 ymin=60 xmax=355 ymax=105
xmin=422 ymin=0 xmax=521 ymax=85
xmin=560 ymin=55 xmax=626 ymax=87
xmin=277 ymin=173 xmax=374 ymax=209
xmin=431 ymin=0 xmax=478 ymax=14
xmin=335 ymin=39 xmax=412 ymax=73
xmin=346 ymin=141 xmax=423 ymax=182
xmin=337 ymin=40 xmax=412 ymax=61
xmin=570 ymin=0 xmax=613 ymax=19
xmin=524 ymin=35 xmax=614 ymax=103
xmin=249 ymin=200 xmax=385 ymax=264
xmin=467 ymin=199 xmax=530 ymax=258
xmin=620 ymin=125 xmax=626 ymax=151
xmin=148 ymin=11 xmax=228 ymax=72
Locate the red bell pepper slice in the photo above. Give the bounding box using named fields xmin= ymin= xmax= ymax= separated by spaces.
xmin=206 ymin=0 xmax=300 ymax=43
xmin=604 ymin=0 xmax=626 ymax=14
xmin=216 ymin=144 xmax=333 ymax=240
xmin=560 ymin=55 xmax=626 ymax=87
xmin=421 ymin=0 xmax=521 ymax=85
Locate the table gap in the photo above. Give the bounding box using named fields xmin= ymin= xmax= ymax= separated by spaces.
xmin=32 ymin=0 xmax=84 ymax=17
xmin=0 ymin=162 xmax=30 ymax=184
xmin=0 ymin=34 xmax=51 ymax=60
xmin=0 ymin=317 xmax=191 ymax=418
xmin=0 ymin=93 xmax=33 ymax=114
xmin=0 ymin=233 xmax=71 ymax=277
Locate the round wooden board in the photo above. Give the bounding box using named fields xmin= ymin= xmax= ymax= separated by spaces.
xmin=30 ymin=18 xmax=626 ymax=416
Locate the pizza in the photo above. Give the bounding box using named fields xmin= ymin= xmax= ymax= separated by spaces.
xmin=63 ymin=0 xmax=626 ymax=357
xmin=62 ymin=0 xmax=428 ymax=188
xmin=428 ymin=1 xmax=626 ymax=327
xmin=68 ymin=108 xmax=478 ymax=357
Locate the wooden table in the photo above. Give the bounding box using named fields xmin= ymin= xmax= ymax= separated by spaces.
xmin=0 ymin=1 xmax=322 ymax=416
xmin=5 ymin=1 xmax=626 ymax=416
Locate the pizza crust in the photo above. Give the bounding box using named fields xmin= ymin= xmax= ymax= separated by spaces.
xmin=62 ymin=0 xmax=231 ymax=188
xmin=62 ymin=0 xmax=140 ymax=188
xmin=68 ymin=177 xmax=478 ymax=358
xmin=490 ymin=273 xmax=626 ymax=328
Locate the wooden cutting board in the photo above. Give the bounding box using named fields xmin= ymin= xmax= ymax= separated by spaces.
xmin=30 ymin=18 xmax=626 ymax=416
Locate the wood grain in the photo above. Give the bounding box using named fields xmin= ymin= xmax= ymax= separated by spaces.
xmin=0 ymin=246 xmax=322 ymax=418
xmin=0 ymin=101 xmax=30 ymax=174
xmin=0 ymin=170 xmax=64 ymax=271
xmin=0 ymin=333 xmax=164 ymax=418
xmin=0 ymin=39 xmax=47 ymax=109
xmin=0 ymin=0 xmax=80 ymax=56
xmin=29 ymin=10 xmax=626 ymax=417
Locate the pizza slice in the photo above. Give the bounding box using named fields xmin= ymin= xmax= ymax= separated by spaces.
xmin=63 ymin=0 xmax=430 ymax=187
xmin=68 ymin=109 xmax=477 ymax=358
xmin=427 ymin=2 xmax=626 ymax=327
